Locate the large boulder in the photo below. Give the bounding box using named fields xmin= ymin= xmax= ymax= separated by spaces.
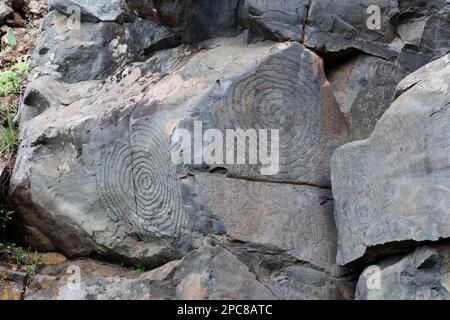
xmin=356 ymin=244 xmax=450 ymax=300
xmin=331 ymin=54 xmax=450 ymax=266
xmin=11 ymin=34 xmax=348 ymax=284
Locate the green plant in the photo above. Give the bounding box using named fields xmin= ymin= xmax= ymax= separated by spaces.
xmin=0 ymin=48 xmax=11 ymax=58
xmin=0 ymin=209 xmax=13 ymax=241
xmin=0 ymin=243 xmax=44 ymax=274
xmin=134 ymin=262 xmax=146 ymax=272
xmin=31 ymin=27 xmax=42 ymax=37
xmin=12 ymin=60 xmax=29 ymax=78
xmin=0 ymin=124 xmax=17 ymax=153
xmin=6 ymin=28 xmax=16 ymax=46
xmin=0 ymin=70 xmax=20 ymax=96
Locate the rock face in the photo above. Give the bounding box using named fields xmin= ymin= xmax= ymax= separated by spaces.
xmin=241 ymin=0 xmax=309 ymax=41
xmin=0 ymin=267 xmax=26 ymax=300
xmin=25 ymin=245 xmax=278 ymax=300
xmin=356 ymin=244 xmax=450 ymax=300
xmin=332 ymin=54 xmax=450 ymax=266
xmin=6 ymin=0 xmax=450 ymax=300
xmin=23 ymin=244 xmax=354 ymax=300
xmin=328 ymin=55 xmax=407 ymax=140
xmin=305 ymin=0 xmax=400 ymax=60
xmin=31 ymin=11 xmax=176 ymax=83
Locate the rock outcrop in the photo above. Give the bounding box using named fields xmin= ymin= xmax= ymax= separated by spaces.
xmin=356 ymin=244 xmax=450 ymax=300
xmin=332 ymin=53 xmax=450 ymax=266
xmin=3 ymin=0 xmax=450 ymax=300
xmin=25 ymin=245 xmax=279 ymax=300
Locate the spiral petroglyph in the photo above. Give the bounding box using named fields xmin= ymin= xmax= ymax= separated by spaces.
xmin=208 ymin=44 xmax=329 ymax=182
xmin=96 ymin=121 xmax=188 ymax=238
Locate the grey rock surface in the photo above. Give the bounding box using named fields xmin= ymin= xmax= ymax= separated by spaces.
xmin=329 ymin=55 xmax=407 ymax=140
xmin=153 ymin=0 xmax=242 ymax=43
xmin=193 ymin=173 xmax=340 ymax=274
xmin=241 ymin=0 xmax=309 ymax=41
xmin=25 ymin=245 xmax=277 ymax=300
xmin=181 ymin=42 xmax=349 ymax=186
xmin=12 ymin=36 xmax=349 ymax=277
xmin=31 ymin=11 xmax=176 ymax=83
xmin=356 ymin=244 xmax=450 ymax=300
xmin=304 ymin=0 xmax=400 ymax=60
xmin=0 ymin=1 xmax=14 ymax=24
xmin=48 ymin=0 xmax=132 ymax=22
xmin=9 ymin=0 xmax=450 ymax=301
xmin=332 ymin=55 xmax=450 ymax=266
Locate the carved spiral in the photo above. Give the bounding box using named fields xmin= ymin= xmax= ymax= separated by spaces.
xmin=211 ymin=45 xmax=322 ymax=178
xmin=96 ymin=121 xmax=187 ymax=238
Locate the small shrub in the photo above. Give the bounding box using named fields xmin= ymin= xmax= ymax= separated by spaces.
xmin=0 ymin=70 xmax=20 ymax=96
xmin=0 ymin=243 xmax=44 ymax=275
xmin=0 ymin=48 xmax=11 ymax=58
xmin=0 ymin=209 xmax=13 ymax=239
xmin=12 ymin=60 xmax=29 ymax=78
xmin=134 ymin=262 xmax=146 ymax=272
xmin=0 ymin=124 xmax=17 ymax=154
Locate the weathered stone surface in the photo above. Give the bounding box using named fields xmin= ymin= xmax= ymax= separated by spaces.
xmin=48 ymin=0 xmax=132 ymax=23
xmin=214 ymin=238 xmax=356 ymax=300
xmin=3 ymin=38 xmax=279 ymax=262
xmin=193 ymin=173 xmax=339 ymax=274
xmin=331 ymin=55 xmax=450 ymax=266
xmin=153 ymin=0 xmax=242 ymax=43
xmin=396 ymin=54 xmax=450 ymax=98
xmin=25 ymin=245 xmax=277 ymax=300
xmin=304 ymin=0 xmax=400 ymax=60
xmin=0 ymin=267 xmax=26 ymax=300
xmin=328 ymin=54 xmax=407 ymax=140
xmin=181 ymin=41 xmax=349 ymax=186
xmin=241 ymin=0 xmax=309 ymax=41
xmin=11 ymin=34 xmax=351 ymax=271
xmin=397 ymin=5 xmax=450 ymax=72
xmin=356 ymin=244 xmax=450 ymax=300
xmin=31 ymin=11 xmax=176 ymax=83
xmin=0 ymin=1 xmax=14 ymax=24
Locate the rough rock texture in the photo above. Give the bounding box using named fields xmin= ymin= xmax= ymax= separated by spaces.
xmin=12 ymin=33 xmax=349 ymax=298
xmin=241 ymin=0 xmax=309 ymax=41
xmin=179 ymin=41 xmax=349 ymax=186
xmin=23 ymin=244 xmax=354 ymax=300
xmin=48 ymin=0 xmax=132 ymax=22
xmin=7 ymin=0 xmax=450 ymax=300
xmin=30 ymin=11 xmax=176 ymax=83
xmin=304 ymin=0 xmax=449 ymax=72
xmin=397 ymin=1 xmax=450 ymax=72
xmin=356 ymin=244 xmax=450 ymax=300
xmin=194 ymin=173 xmax=339 ymax=274
xmin=332 ymin=53 xmax=450 ymax=266
xmin=305 ymin=0 xmax=400 ymax=60
xmin=328 ymin=55 xmax=407 ymax=140
xmin=0 ymin=267 xmax=27 ymax=300
xmin=25 ymin=245 xmax=278 ymax=300
xmin=0 ymin=1 xmax=14 ymax=24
